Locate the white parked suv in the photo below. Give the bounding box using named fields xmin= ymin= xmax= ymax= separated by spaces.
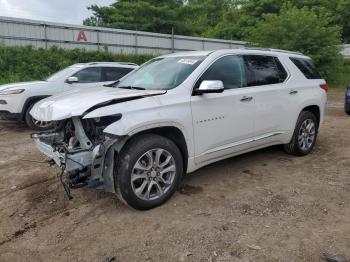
xmin=31 ymin=48 xmax=327 ymax=210
xmin=0 ymin=62 xmax=138 ymax=130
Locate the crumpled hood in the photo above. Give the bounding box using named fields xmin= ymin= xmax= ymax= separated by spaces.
xmin=0 ymin=81 xmax=47 ymax=92
xmin=30 ymin=86 xmax=166 ymax=121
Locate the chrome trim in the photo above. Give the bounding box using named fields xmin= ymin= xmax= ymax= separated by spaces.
xmin=203 ymin=132 xmax=285 ymax=156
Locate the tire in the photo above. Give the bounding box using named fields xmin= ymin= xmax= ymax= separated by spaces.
xmin=345 ymin=103 xmax=350 ymax=115
xmin=284 ymin=111 xmax=319 ymax=156
xmin=116 ymin=134 xmax=183 ymax=210
xmin=24 ymin=103 xmax=53 ymax=131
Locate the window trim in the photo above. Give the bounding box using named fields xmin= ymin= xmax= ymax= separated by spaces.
xmin=192 ymin=54 xmax=291 ymax=96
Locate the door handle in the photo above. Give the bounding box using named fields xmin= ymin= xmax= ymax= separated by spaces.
xmin=289 ymin=90 xmax=298 ymax=95
xmin=240 ymin=96 xmax=253 ymax=102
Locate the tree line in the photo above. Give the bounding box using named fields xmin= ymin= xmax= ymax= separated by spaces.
xmin=83 ymin=0 xmax=350 ymax=81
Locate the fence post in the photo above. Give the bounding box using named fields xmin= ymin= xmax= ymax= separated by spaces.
xmin=97 ymin=30 xmax=100 ymax=51
xmin=43 ymin=23 xmax=48 ymax=49
xmin=171 ymin=27 xmax=175 ymax=53
xmin=135 ymin=32 xmax=138 ymax=55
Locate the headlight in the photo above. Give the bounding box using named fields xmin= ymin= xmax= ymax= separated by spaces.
xmin=0 ymin=89 xmax=25 ymax=95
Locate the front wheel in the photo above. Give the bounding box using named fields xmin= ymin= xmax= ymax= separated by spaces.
xmin=284 ymin=111 xmax=318 ymax=156
xmin=116 ymin=134 xmax=183 ymax=210
xmin=25 ymin=103 xmax=53 ymax=131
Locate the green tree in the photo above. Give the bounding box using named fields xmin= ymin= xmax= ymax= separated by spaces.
xmin=246 ymin=6 xmax=342 ymax=80
xmin=336 ymin=0 xmax=350 ymax=42
xmin=84 ymin=0 xmax=191 ymax=35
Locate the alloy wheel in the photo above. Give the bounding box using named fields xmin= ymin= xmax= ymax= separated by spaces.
xmin=131 ymin=148 xmax=176 ymax=201
xmin=298 ymin=119 xmax=316 ymax=151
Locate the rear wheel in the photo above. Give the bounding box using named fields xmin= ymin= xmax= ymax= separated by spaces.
xmin=284 ymin=111 xmax=318 ymax=156
xmin=116 ymin=134 xmax=183 ymax=210
xmin=24 ymin=103 xmax=53 ymax=131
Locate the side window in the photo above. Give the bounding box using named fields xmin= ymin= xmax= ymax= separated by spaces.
xmin=102 ymin=67 xmax=134 ymax=82
xmin=73 ymin=67 xmax=101 ymax=83
xmin=199 ymin=55 xmax=246 ymax=90
xmin=290 ymin=57 xmax=321 ymax=79
xmin=244 ymin=55 xmax=288 ymax=87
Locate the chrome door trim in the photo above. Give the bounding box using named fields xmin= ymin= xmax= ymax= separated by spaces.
xmin=203 ymin=131 xmax=285 ymax=156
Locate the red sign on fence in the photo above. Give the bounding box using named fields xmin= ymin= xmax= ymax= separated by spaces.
xmin=77 ymin=31 xmax=87 ymax=42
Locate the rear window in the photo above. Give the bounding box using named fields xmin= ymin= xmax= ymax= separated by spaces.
xmin=290 ymin=57 xmax=321 ymax=79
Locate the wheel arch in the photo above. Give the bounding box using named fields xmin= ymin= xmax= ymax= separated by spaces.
xmin=21 ymin=95 xmax=50 ymax=120
xmin=118 ymin=126 xmax=189 ymax=173
xmin=301 ymin=105 xmax=320 ymax=126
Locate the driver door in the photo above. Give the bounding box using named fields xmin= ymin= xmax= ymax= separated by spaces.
xmin=191 ymin=55 xmax=256 ymax=164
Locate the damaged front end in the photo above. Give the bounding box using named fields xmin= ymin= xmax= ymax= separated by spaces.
xmin=32 ymin=115 xmax=127 ymax=196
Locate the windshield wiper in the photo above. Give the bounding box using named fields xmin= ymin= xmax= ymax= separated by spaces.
xmin=118 ymin=86 xmax=146 ymax=90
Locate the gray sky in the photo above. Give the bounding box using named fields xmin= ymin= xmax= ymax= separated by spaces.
xmin=0 ymin=0 xmax=114 ymax=25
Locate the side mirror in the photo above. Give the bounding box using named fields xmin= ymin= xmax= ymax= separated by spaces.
xmin=195 ymin=80 xmax=224 ymax=95
xmin=66 ymin=76 xmax=79 ymax=84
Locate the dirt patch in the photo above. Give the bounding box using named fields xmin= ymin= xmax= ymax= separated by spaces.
xmin=0 ymin=93 xmax=350 ymax=261
xmin=178 ymin=184 xmax=203 ymax=195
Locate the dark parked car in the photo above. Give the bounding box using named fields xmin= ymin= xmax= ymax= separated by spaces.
xmin=345 ymin=84 xmax=350 ymax=115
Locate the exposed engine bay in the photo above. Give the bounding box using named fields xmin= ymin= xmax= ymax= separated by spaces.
xmin=32 ymin=116 xmax=127 ymax=197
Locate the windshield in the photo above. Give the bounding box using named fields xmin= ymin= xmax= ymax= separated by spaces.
xmin=46 ymin=67 xmax=78 ymax=82
xmin=117 ymin=56 xmax=205 ymax=90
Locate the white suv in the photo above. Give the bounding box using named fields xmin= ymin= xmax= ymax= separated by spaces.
xmin=0 ymin=62 xmax=138 ymax=130
xmin=31 ymin=49 xmax=327 ymax=210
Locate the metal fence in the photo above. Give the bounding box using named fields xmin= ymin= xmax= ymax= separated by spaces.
xmin=0 ymin=16 xmax=247 ymax=55
xmin=341 ymin=44 xmax=350 ymax=59
xmin=1 ymin=16 xmax=349 ymax=58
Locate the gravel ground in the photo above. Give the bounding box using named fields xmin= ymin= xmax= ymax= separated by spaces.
xmin=0 ymin=92 xmax=349 ymax=262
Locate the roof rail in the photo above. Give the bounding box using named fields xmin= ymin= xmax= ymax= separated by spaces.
xmin=242 ymin=47 xmax=303 ymax=55
xmin=269 ymin=48 xmax=303 ymax=55
xmin=87 ymin=62 xmax=138 ymax=66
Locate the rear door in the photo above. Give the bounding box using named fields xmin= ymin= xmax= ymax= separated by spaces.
xmin=242 ymin=55 xmax=293 ymax=140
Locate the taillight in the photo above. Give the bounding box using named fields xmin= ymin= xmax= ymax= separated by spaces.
xmin=320 ymin=83 xmax=328 ymax=92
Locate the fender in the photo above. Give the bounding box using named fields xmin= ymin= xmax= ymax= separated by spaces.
xmin=21 ymin=95 xmax=51 ymax=120
xmin=84 ymin=94 xmax=195 ymax=157
xmin=104 ymin=117 xmax=195 ymax=158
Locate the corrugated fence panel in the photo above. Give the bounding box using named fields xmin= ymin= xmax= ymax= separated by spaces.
xmin=0 ymin=16 xmax=248 ymax=55
xmin=0 ymin=38 xmax=45 ymax=48
xmin=204 ymin=41 xmax=230 ymax=50
xmin=175 ymin=38 xmax=203 ymax=51
xmin=0 ymin=16 xmax=348 ymax=58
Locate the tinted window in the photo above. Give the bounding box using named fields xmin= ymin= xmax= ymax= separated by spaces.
xmin=73 ymin=67 xmax=101 ymax=83
xmin=244 ymin=55 xmax=288 ymax=86
xmin=102 ymin=67 xmax=134 ymax=82
xmin=200 ymin=55 xmax=246 ymax=89
xmin=290 ymin=57 xmax=321 ymax=79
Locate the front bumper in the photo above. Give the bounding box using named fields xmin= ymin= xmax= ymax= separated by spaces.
xmin=32 ymin=131 xmax=126 ymax=194
xmin=0 ymin=110 xmax=21 ymax=121
xmin=32 ymin=133 xmax=99 ymax=172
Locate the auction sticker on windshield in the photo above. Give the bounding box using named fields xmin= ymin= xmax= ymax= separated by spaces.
xmin=178 ymin=59 xmax=198 ymax=65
